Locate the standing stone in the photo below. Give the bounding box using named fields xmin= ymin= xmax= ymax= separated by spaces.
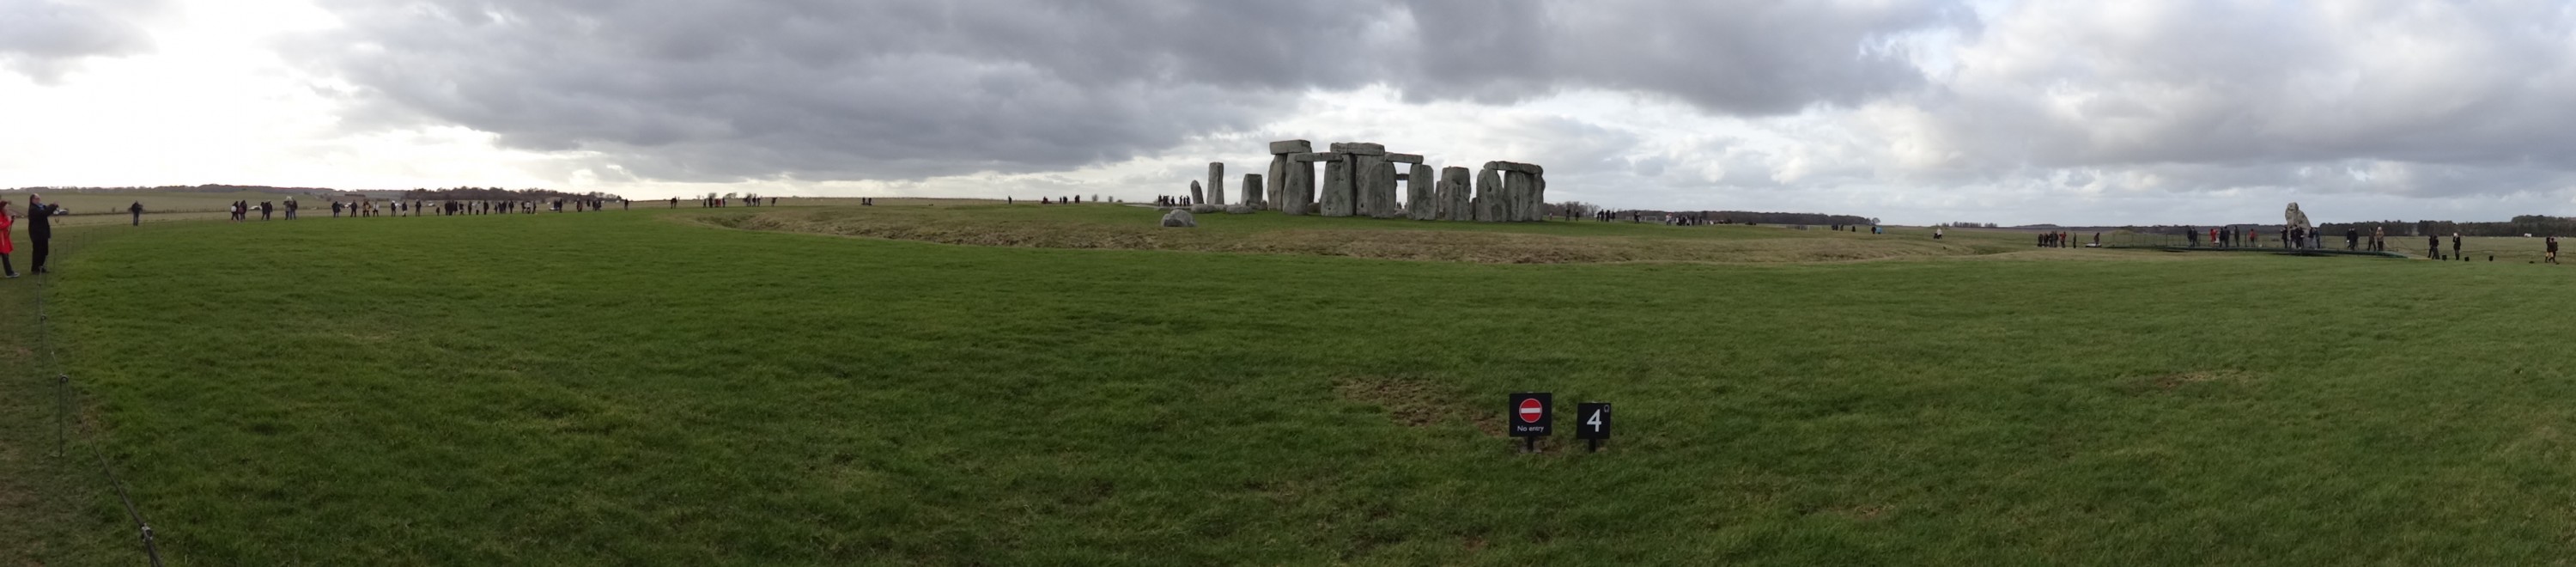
xmin=1266 ymin=155 xmax=1287 ymax=208
xmin=1283 ymin=160 xmax=1315 ymax=216
xmin=1504 ymin=171 xmax=1533 ymax=222
xmin=1530 ymin=173 xmax=1546 ymax=222
xmin=1440 ymin=167 xmax=1472 ymax=221
xmin=1190 ymin=180 xmax=1204 ymax=204
xmin=1346 ymin=155 xmax=1376 ymax=216
xmin=1473 ymin=168 xmax=1504 ymax=222
xmin=1364 ymin=161 xmax=1402 ymax=218
xmin=1267 ymin=140 xmax=1309 ymax=209
xmin=1321 ymin=160 xmax=1353 ymax=216
xmin=1242 ymin=174 xmax=1265 ymax=210
xmin=1208 ymin=162 xmax=1226 ymax=205
xmin=1406 ymin=164 xmax=1437 ymax=220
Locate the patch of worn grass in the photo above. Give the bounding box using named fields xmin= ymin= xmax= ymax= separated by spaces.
xmin=9 ymin=207 xmax=2576 ymax=564
xmin=698 ymin=204 xmax=2042 ymax=264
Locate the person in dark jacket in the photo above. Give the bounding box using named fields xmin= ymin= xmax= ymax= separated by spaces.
xmin=27 ymin=194 xmax=57 ymax=274
xmin=129 ymin=201 xmax=143 ymax=226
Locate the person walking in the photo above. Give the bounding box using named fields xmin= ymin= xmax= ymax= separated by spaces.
xmin=26 ymin=194 xmax=56 ymax=275
xmin=2549 ymin=236 xmax=2561 ymax=265
xmin=2451 ymin=233 xmax=2464 ymax=259
xmin=2428 ymin=234 xmax=2441 ymax=259
xmin=128 ymin=201 xmax=143 ymax=226
xmin=1 ymin=198 xmax=18 ymax=278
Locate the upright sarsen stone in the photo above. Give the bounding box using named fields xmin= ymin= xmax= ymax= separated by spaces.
xmin=1439 ymin=167 xmax=1472 ymax=221
xmin=1242 ymin=174 xmax=1266 ymax=210
xmin=1364 ymin=160 xmax=1401 ymax=218
xmin=1473 ymin=168 xmax=1504 ymax=222
xmin=1530 ymin=173 xmax=1546 ymax=222
xmin=1282 ymin=159 xmax=1315 ymax=216
xmin=1208 ymin=162 xmax=1225 ymax=204
xmin=1266 ymin=155 xmax=1287 ymax=207
xmin=1406 ymin=163 xmax=1437 ymax=220
xmin=1320 ymin=160 xmax=1353 ymax=216
xmin=1190 ymin=180 xmax=1204 ymax=204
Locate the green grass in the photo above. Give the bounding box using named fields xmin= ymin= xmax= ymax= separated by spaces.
xmin=10 ymin=205 xmax=2576 ymax=564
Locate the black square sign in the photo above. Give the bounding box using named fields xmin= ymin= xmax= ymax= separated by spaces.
xmin=1576 ymin=402 xmax=1612 ymax=440
xmin=1509 ymin=393 xmax=1552 ymax=437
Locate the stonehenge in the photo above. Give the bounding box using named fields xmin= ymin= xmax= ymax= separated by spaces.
xmin=1189 ymin=180 xmax=1204 ymax=204
xmin=1210 ymin=139 xmax=1550 ymax=223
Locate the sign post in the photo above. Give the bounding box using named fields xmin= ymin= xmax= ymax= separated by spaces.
xmin=1509 ymin=393 xmax=1552 ymax=453
xmin=1575 ymin=402 xmax=1612 ymax=452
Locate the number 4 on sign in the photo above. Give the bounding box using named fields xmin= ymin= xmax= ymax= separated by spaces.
xmin=1576 ymin=402 xmax=1611 ymax=452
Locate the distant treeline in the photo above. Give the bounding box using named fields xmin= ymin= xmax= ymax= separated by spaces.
xmin=399 ymin=186 xmax=623 ymax=201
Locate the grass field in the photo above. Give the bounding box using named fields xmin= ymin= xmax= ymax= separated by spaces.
xmin=9 ymin=204 xmax=2576 ymax=564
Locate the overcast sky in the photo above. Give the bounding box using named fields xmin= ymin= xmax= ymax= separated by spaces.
xmin=5 ymin=1 xmax=2574 ymax=225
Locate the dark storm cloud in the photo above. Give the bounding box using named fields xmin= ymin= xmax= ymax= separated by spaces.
xmin=294 ymin=0 xmax=1956 ymax=181
xmin=0 ymin=0 xmax=158 ymax=81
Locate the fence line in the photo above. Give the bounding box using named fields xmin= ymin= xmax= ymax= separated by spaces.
xmin=27 ymin=224 xmax=166 ymax=567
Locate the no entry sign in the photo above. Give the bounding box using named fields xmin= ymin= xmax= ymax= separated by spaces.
xmin=1509 ymin=393 xmax=1552 ymax=437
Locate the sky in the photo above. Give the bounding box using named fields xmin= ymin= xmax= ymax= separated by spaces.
xmin=4 ymin=1 xmax=2576 ymax=226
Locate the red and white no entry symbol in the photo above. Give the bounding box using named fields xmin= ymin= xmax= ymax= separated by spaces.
xmin=1517 ymin=398 xmax=1545 ymax=423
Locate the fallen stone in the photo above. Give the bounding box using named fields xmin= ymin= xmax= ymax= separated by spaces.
xmin=1382 ymin=152 xmax=1424 ymax=164
xmin=1226 ymin=203 xmax=1255 ymax=214
xmin=1161 ymin=209 xmax=1198 ymax=228
xmin=1191 ymin=204 xmax=1220 ymax=214
xmin=1329 ymin=142 xmax=1386 ymax=155
xmin=1269 ymin=139 xmax=1313 ymax=155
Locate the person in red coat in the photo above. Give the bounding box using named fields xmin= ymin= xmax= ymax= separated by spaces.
xmin=0 ymin=198 xmax=18 ymax=278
